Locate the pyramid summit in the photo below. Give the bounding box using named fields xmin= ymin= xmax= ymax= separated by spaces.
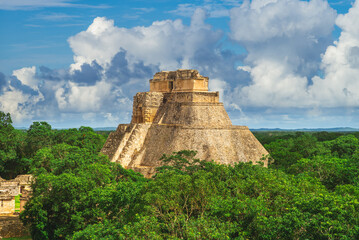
xmin=101 ymin=69 xmax=268 ymax=177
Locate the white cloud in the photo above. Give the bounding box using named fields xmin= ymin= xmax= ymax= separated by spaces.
xmin=209 ymin=78 xmax=228 ymax=102
xmin=0 ymin=0 xmax=109 ymax=10
xmin=240 ymin=60 xmax=310 ymax=107
xmin=0 ymin=90 xmax=31 ymax=122
xmin=68 ymin=10 xmax=222 ymax=72
xmin=0 ymin=67 xmax=44 ymax=123
xmin=227 ymin=0 xmax=359 ymax=127
xmin=229 ymin=0 xmax=337 ymax=107
xmin=34 ymin=13 xmax=80 ymax=21
xmin=0 ymin=87 xmax=44 ymax=123
xmin=55 ymin=80 xmax=112 ymax=112
xmin=12 ymin=66 xmax=39 ymax=90
xmin=237 ymin=65 xmax=251 ymax=72
xmin=132 ymin=7 xmax=155 ymax=13
xmin=169 ymin=3 xmax=229 ymax=18
xmin=230 ymin=0 xmax=336 ymax=63
xmin=169 ymin=0 xmax=243 ymax=18
xmin=309 ymin=0 xmax=359 ymax=107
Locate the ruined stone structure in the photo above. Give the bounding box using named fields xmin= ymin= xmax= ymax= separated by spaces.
xmin=0 ymin=175 xmax=32 ymax=215
xmin=101 ymin=69 xmax=268 ymax=177
xmin=0 ymin=175 xmax=32 ymax=238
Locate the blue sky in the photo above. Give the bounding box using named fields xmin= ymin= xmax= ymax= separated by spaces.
xmin=0 ymin=0 xmax=358 ymax=129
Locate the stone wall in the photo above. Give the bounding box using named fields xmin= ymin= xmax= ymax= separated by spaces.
xmin=0 ymin=197 xmax=15 ymax=215
xmin=172 ymin=78 xmax=208 ymax=92
xmin=149 ymin=69 xmax=209 ymax=92
xmin=0 ymin=216 xmax=29 ymax=238
xmin=164 ymin=92 xmax=219 ymax=103
xmin=131 ymin=92 xmax=164 ymax=124
xmin=129 ymin=125 xmax=268 ymax=178
xmin=153 ymin=98 xmax=232 ymax=128
xmin=149 ymin=80 xmax=171 ymax=92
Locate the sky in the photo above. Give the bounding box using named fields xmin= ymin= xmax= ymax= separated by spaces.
xmin=0 ymin=0 xmax=358 ymax=129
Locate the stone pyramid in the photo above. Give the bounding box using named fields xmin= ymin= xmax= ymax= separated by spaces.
xmin=101 ymin=69 xmax=268 ymax=177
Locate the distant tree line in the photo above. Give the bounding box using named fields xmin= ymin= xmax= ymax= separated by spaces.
xmin=1 ymin=111 xmax=359 ymax=239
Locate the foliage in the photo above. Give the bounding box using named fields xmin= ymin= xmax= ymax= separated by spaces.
xmin=289 ymin=154 xmax=359 ymax=190
xmin=0 ymin=111 xmax=13 ymax=129
xmin=0 ymin=111 xmax=28 ymax=179
xmin=2 ymin=237 xmax=32 ymax=240
xmin=0 ymin=111 xmax=358 ymax=239
xmin=70 ymin=157 xmax=359 ymax=239
xmin=156 ymin=150 xmax=208 ymax=175
xmin=0 ymin=111 xmax=106 ymax=179
xmin=25 ymin=122 xmax=54 ymax=157
xmin=21 ymin=143 xmax=145 ymax=240
xmin=264 ymin=133 xmax=320 ymax=169
xmin=325 ymin=134 xmax=359 ymax=158
xmin=53 ymin=127 xmax=106 ymax=154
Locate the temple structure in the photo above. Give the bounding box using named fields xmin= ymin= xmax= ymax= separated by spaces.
xmin=0 ymin=175 xmax=32 ymax=215
xmin=0 ymin=175 xmax=31 ymax=238
xmin=101 ymin=69 xmax=268 ymax=177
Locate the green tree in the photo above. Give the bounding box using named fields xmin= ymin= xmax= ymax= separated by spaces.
xmin=25 ymin=122 xmax=54 ymax=157
xmin=54 ymin=126 xmax=106 ymax=154
xmin=289 ymin=156 xmax=355 ymax=190
xmin=0 ymin=111 xmax=28 ymax=179
xmin=20 ymin=132 xmax=359 ymax=240
xmin=327 ymin=134 xmax=359 ymax=158
xmin=0 ymin=111 xmax=13 ymax=129
xmin=22 ymin=143 xmax=145 ymax=240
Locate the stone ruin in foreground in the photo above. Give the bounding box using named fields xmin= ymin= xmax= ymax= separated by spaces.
xmin=101 ymin=69 xmax=268 ymax=177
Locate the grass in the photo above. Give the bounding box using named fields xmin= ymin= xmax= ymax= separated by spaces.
xmin=14 ymin=194 xmax=21 ymax=213
xmin=2 ymin=236 xmax=31 ymax=240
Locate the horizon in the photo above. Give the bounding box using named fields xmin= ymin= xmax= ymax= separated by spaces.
xmin=1 ymin=0 xmax=359 ymax=129
xmin=12 ymin=124 xmax=359 ymax=131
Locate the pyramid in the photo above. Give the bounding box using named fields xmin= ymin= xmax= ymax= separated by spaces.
xmin=101 ymin=69 xmax=268 ymax=177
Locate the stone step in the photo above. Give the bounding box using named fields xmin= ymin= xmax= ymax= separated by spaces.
xmin=118 ymin=124 xmax=150 ymax=168
xmin=110 ymin=124 xmax=137 ymax=162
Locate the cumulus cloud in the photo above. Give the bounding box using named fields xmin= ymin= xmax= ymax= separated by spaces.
xmin=309 ymin=0 xmax=359 ymax=107
xmin=0 ymin=73 xmax=44 ymax=123
xmin=240 ymin=60 xmax=310 ymax=107
xmin=68 ymin=9 xmax=222 ymax=71
xmin=12 ymin=66 xmax=39 ymax=90
xmin=71 ymin=61 xmax=103 ymax=86
xmin=229 ymin=0 xmax=337 ymax=107
xmin=224 ymin=0 xmax=359 ymax=127
xmin=55 ymin=80 xmax=112 ymax=112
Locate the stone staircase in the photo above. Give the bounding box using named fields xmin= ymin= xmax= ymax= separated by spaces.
xmin=110 ymin=124 xmax=137 ymax=163
xmin=116 ymin=124 xmax=151 ymax=168
xmin=101 ymin=124 xmax=131 ymax=161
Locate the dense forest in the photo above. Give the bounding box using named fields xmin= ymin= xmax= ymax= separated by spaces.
xmin=1 ymin=111 xmax=359 ymax=239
